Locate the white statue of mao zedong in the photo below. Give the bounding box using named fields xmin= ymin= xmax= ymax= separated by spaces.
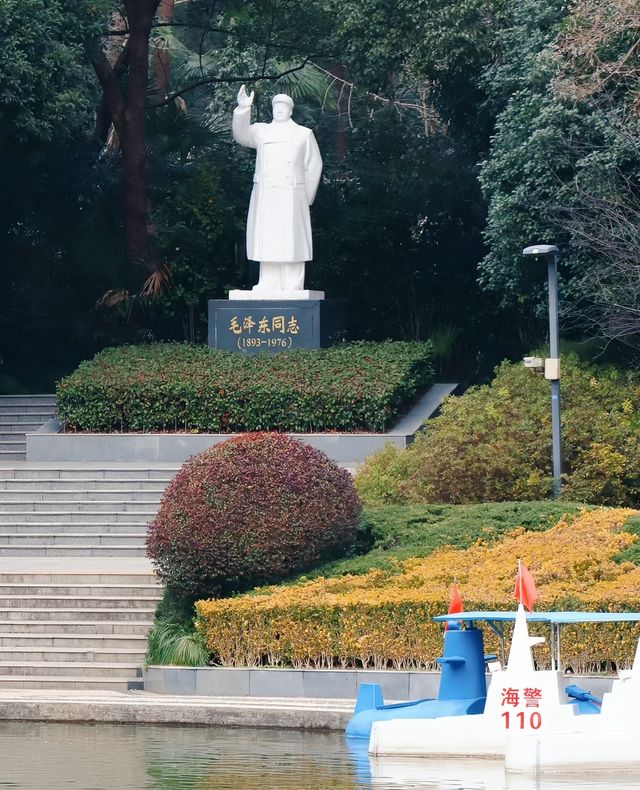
xmin=229 ymin=84 xmax=324 ymax=300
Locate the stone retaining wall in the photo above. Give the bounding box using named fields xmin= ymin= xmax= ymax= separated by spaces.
xmin=27 ymin=384 xmax=458 ymax=464
xmin=143 ymin=666 xmax=616 ymax=701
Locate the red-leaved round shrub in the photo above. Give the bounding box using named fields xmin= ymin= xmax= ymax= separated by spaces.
xmin=146 ymin=433 xmax=363 ymax=599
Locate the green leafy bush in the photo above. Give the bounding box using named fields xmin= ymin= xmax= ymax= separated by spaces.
xmin=356 ymin=355 xmax=640 ymax=506
xmin=146 ymin=433 xmax=364 ymax=599
xmin=307 ymin=501 xmax=587 ymax=577
xmin=352 ymin=443 xmax=412 ymax=506
xmin=56 ymin=341 xmax=433 ymax=433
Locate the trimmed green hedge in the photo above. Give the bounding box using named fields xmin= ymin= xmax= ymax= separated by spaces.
xmin=56 ymin=341 xmax=433 ymax=433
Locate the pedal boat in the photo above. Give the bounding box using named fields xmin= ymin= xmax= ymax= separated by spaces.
xmin=369 ymin=607 xmax=636 ymax=759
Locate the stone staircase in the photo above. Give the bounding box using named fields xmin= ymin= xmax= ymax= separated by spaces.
xmin=0 ymin=395 xmax=57 ymax=461
xmin=0 ymin=464 xmax=178 ymax=689
xmin=0 ymin=466 xmax=174 ymax=557
xmin=0 ymin=571 xmax=163 ymax=689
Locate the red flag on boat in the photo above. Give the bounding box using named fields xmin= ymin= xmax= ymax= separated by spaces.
xmin=445 ymin=580 xmax=464 ymax=629
xmin=514 ymin=561 xmax=539 ymax=612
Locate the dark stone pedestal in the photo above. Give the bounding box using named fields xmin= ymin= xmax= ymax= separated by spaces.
xmin=208 ymin=299 xmax=345 ymax=354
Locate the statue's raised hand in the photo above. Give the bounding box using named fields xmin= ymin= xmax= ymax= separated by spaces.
xmin=237 ymin=84 xmax=254 ymax=108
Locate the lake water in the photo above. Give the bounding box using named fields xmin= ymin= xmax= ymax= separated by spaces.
xmin=0 ymin=721 xmax=637 ymax=790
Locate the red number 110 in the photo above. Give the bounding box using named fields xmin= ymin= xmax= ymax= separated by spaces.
xmin=501 ymin=711 xmax=542 ymax=729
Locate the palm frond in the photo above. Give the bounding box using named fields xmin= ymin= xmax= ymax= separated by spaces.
xmin=141 ymin=264 xmax=172 ymax=299
xmin=273 ymin=62 xmax=338 ymax=109
xmin=96 ymin=289 xmax=130 ymax=309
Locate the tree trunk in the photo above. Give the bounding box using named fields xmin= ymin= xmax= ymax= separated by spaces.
xmin=153 ymin=0 xmax=174 ymax=98
xmin=121 ymin=0 xmax=160 ymax=268
xmin=95 ymin=13 xmax=129 ymax=145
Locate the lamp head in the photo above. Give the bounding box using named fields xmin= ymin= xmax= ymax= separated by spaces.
xmin=522 ymin=244 xmax=559 ymax=258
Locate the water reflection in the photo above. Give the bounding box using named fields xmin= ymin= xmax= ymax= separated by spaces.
xmin=0 ymin=722 xmax=638 ymax=790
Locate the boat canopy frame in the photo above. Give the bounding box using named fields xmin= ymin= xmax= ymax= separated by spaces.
xmin=433 ymin=611 xmax=640 ymax=671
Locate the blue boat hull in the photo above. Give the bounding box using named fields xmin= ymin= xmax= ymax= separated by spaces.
xmin=346 ymin=694 xmax=486 ymax=738
xmin=346 ymin=627 xmax=489 ymax=739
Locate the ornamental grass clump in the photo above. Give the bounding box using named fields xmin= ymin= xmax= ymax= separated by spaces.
xmin=146 ymin=433 xmax=363 ymax=600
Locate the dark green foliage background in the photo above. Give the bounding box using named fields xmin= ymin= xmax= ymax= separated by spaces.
xmin=0 ymin=0 xmax=122 ymax=390
xmin=2 ymin=0 xmax=639 ymax=389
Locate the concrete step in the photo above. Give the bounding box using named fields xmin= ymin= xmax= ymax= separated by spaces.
xmin=0 ymin=446 xmax=27 ymax=455
xmin=0 ymin=479 xmax=169 ymax=491
xmin=0 ymin=583 xmax=158 ymax=596
xmin=0 ymin=512 xmax=154 ymax=523
xmin=0 ymin=403 xmax=56 ymax=425
xmin=0 ymin=522 xmax=151 ymax=532
xmin=0 ymin=433 xmax=54 ymax=443
xmin=0 ymin=543 xmax=157 ymax=690
xmin=0 ymin=573 xmax=158 ymax=584
xmin=0 ymin=634 xmax=148 ymax=649
xmin=0 ymin=675 xmax=137 ymax=690
xmin=0 ymin=661 xmax=141 ymax=676
xmin=0 ymin=521 xmax=152 ymax=533
xmin=0 ymin=515 xmax=156 ymax=526
xmin=0 ymin=547 xmax=147 ymax=557
xmin=0 ymin=621 xmax=153 ymax=634
xmin=0 ymin=500 xmax=159 ymax=512
xmin=0 ymin=405 xmax=56 ymax=415
xmin=0 ymin=452 xmax=26 ymax=461
xmin=0 ymin=409 xmax=55 ymax=417
xmin=0 ymin=395 xmax=56 ymax=404
xmin=0 ymin=432 xmax=31 ymax=441
xmin=0 ymin=460 xmax=164 ymax=691
xmin=0 ymin=646 xmax=146 ymax=662
xmin=0 ymin=415 xmax=53 ymax=426
xmin=0 ymin=534 xmax=149 ymax=547
xmin=0 ymin=489 xmax=164 ymax=502
xmin=0 ymin=414 xmax=55 ymax=421
xmin=0 ymin=608 xmax=157 ymax=621
xmin=0 ymin=469 xmax=177 ymax=481
xmin=0 ymin=524 xmax=148 ymax=535
xmin=0 ymin=595 xmax=160 ymax=609
xmin=0 ymin=535 xmax=148 ymax=547
xmin=0 ymin=409 xmax=55 ymax=415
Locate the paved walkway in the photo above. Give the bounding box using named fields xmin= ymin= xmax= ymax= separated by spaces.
xmin=0 ymin=689 xmax=353 ymax=729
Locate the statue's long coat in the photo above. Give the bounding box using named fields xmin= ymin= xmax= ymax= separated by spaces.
xmin=232 ymin=107 xmax=323 ymax=263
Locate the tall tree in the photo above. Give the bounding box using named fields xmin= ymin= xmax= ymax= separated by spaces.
xmin=0 ymin=0 xmax=120 ymax=389
xmin=91 ymin=0 xmax=162 ymax=282
xmin=552 ymin=0 xmax=640 ymax=348
xmin=478 ymin=0 xmax=640 ymax=352
xmin=304 ymin=0 xmax=520 ymax=364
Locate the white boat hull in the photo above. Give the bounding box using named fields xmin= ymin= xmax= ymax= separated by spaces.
xmin=370 ymin=713 xmax=506 ymax=758
xmin=506 ymin=729 xmax=640 ymax=774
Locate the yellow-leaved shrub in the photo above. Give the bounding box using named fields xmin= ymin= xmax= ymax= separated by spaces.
xmin=196 ymin=508 xmax=640 ymax=672
xmin=356 ymin=358 xmax=640 ymax=507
